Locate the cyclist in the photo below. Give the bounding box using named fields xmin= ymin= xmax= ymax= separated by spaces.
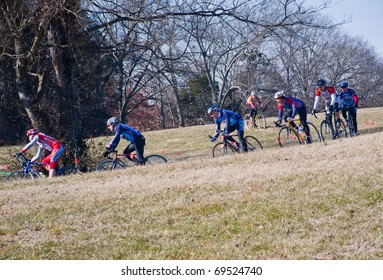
xmin=105 ymin=117 xmax=146 ymax=165
xmin=245 ymin=91 xmax=264 ymax=126
xmin=311 ymin=79 xmax=342 ymax=138
xmin=17 ymin=128 xmax=65 ymax=178
xmin=338 ymin=81 xmax=359 ymax=135
xmin=208 ymin=105 xmax=248 ymax=152
xmin=274 ymin=91 xmax=312 ymax=143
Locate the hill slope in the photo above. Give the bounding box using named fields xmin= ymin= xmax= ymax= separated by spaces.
xmin=0 ymin=108 xmax=383 ymax=259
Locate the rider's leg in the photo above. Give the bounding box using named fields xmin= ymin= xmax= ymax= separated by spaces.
xmin=351 ymin=107 xmax=358 ymax=134
xmin=123 ymin=144 xmax=136 ymax=162
xmin=237 ymin=120 xmax=248 ymax=152
xmin=299 ymin=108 xmax=311 ymax=143
xmin=45 ymin=145 xmax=64 ymax=178
xmin=134 ymin=136 xmax=146 ymax=165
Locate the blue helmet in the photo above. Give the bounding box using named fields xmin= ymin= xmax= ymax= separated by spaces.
xmin=207 ymin=105 xmax=219 ymax=115
xmin=316 ymin=79 xmax=326 ymax=86
xmin=340 ymin=81 xmax=349 ymax=88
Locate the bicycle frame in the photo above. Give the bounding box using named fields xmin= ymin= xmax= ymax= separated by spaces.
xmin=286 ymin=119 xmax=305 ymax=142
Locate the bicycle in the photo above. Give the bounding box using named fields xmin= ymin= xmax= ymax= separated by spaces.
xmin=244 ymin=112 xmax=267 ymax=130
xmin=209 ymin=133 xmax=263 ymax=157
xmin=6 ymin=153 xmax=80 ymax=182
xmin=96 ymin=150 xmax=167 ymax=171
xmin=276 ymin=118 xmax=321 ymax=147
xmin=314 ymin=109 xmax=347 ymax=141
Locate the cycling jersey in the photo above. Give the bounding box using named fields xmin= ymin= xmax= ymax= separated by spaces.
xmin=214 ymin=110 xmax=244 ymax=135
xmin=313 ymin=86 xmax=339 ymax=110
xmin=109 ymin=123 xmax=144 ymax=150
xmin=21 ymin=133 xmax=64 ymax=169
xmin=277 ymin=96 xmax=305 ymax=122
xmin=338 ymin=88 xmax=359 ymax=108
xmin=245 ymin=95 xmax=262 ymax=109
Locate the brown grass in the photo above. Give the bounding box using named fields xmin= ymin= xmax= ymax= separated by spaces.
xmin=0 ymin=107 xmax=383 ymax=259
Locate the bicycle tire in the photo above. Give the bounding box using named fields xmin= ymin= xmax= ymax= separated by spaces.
xmin=145 ymin=155 xmax=167 ymax=165
xmin=306 ymin=122 xmax=321 ymax=144
xmin=278 ymin=126 xmax=301 ymax=147
xmin=335 ymin=118 xmax=348 ymax=139
xmin=212 ymin=142 xmax=236 ymax=157
xmin=244 ymin=135 xmax=263 ymax=152
xmin=6 ymin=170 xmax=36 ymax=182
xmin=255 ymin=115 xmax=267 ymax=130
xmin=320 ymin=120 xmax=334 ymax=141
xmin=96 ymin=160 xmax=125 ymax=171
xmin=58 ymin=166 xmax=79 ymax=176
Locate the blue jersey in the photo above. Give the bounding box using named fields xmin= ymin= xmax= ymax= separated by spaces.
xmin=109 ymin=123 xmax=143 ymax=150
xmin=338 ymin=88 xmax=358 ymax=108
xmin=214 ymin=109 xmax=244 ymax=134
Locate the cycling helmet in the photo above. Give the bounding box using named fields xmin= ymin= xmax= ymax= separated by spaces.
xmin=316 ymin=79 xmax=326 ymax=86
xmin=106 ymin=117 xmax=119 ymax=126
xmin=274 ymin=91 xmax=285 ymax=99
xmin=27 ymin=128 xmax=39 ymax=136
xmin=207 ymin=105 xmax=219 ymax=115
xmin=340 ymin=81 xmax=349 ymax=88
xmin=250 ymin=91 xmax=256 ymax=96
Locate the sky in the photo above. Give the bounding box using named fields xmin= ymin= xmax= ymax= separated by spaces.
xmin=304 ymin=0 xmax=383 ymax=57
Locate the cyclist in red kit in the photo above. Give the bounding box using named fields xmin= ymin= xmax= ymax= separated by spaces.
xmin=17 ymin=128 xmax=65 ymax=178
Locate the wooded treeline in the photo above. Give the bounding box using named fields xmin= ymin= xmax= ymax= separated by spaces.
xmin=1 ymin=0 xmax=382 ymax=155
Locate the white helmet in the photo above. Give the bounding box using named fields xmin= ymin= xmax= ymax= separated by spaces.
xmin=106 ymin=117 xmax=119 ymax=126
xmin=274 ymin=91 xmax=285 ymax=99
xmin=250 ymin=91 xmax=256 ymax=96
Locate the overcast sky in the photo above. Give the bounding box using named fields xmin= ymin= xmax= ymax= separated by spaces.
xmin=304 ymin=0 xmax=383 ymax=57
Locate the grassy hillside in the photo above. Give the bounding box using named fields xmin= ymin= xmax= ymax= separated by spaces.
xmin=0 ymin=108 xmax=383 ymax=259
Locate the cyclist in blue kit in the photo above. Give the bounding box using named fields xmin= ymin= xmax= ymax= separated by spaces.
xmin=105 ymin=117 xmax=146 ymax=165
xmin=208 ymin=105 xmax=248 ymax=152
xmin=274 ymin=91 xmax=312 ymax=143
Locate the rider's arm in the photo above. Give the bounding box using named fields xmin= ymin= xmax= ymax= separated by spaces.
xmin=256 ymin=96 xmax=263 ymax=107
xmin=277 ymin=103 xmax=283 ymax=123
xmin=290 ymin=101 xmax=297 ymax=119
xmin=21 ymin=135 xmax=39 ymax=153
xmin=223 ymin=111 xmax=232 ymax=134
xmin=30 ymin=146 xmax=43 ymax=163
xmin=313 ymin=95 xmax=320 ymax=110
xmin=352 ymin=92 xmax=359 ymax=107
xmin=108 ymin=124 xmax=122 ymax=150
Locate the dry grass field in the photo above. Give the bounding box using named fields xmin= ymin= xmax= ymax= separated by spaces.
xmin=0 ymin=107 xmax=382 ymax=259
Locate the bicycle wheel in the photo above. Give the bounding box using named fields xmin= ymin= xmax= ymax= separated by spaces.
xmin=145 ymin=155 xmax=167 ymax=165
xmin=307 ymin=122 xmax=321 ymax=144
xmin=335 ymin=119 xmax=347 ymax=139
xmin=58 ymin=166 xmax=79 ymax=176
xmin=96 ymin=160 xmax=125 ymax=171
xmin=255 ymin=115 xmax=267 ymax=130
xmin=212 ymin=142 xmax=236 ymax=157
xmin=6 ymin=170 xmax=35 ymax=182
xmin=278 ymin=127 xmax=301 ymax=147
xmin=245 ymin=135 xmax=263 ymax=152
xmin=320 ymin=120 xmax=334 ymax=141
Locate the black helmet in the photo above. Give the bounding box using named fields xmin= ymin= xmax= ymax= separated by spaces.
xmin=316 ymin=79 xmax=327 ymax=86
